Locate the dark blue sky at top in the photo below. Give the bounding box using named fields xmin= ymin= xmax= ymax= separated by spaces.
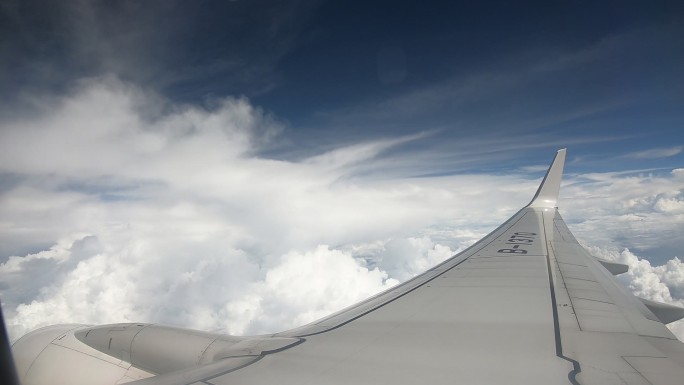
xmin=1 ymin=0 xmax=683 ymax=175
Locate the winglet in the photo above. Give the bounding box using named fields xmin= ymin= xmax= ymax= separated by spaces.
xmin=528 ymin=149 xmax=566 ymax=208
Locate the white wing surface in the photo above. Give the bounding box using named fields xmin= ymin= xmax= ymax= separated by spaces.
xmin=13 ymin=150 xmax=684 ymax=385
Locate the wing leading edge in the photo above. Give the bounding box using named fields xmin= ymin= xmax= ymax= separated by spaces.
xmin=275 ymin=149 xmax=570 ymax=338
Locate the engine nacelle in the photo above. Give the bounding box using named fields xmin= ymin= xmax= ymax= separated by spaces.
xmin=12 ymin=323 xmax=301 ymax=385
xmin=12 ymin=324 xmax=153 ymax=385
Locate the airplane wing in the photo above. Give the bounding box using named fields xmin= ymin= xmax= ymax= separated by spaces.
xmin=11 ymin=149 xmax=684 ymax=385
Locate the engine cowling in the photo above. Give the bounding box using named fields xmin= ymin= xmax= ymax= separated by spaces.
xmin=12 ymin=324 xmax=153 ymax=385
xmin=12 ymin=323 xmax=301 ymax=385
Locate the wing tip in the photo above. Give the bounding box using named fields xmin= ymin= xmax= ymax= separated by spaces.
xmin=528 ymin=149 xmax=567 ymax=208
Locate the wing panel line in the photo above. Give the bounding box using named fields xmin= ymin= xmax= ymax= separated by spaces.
xmin=544 ymin=210 xmax=582 ymax=385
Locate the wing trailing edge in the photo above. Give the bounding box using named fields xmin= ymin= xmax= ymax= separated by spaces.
xmin=528 ymin=148 xmax=566 ymax=208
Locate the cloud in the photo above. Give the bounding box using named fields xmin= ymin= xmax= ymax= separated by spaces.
xmin=585 ymin=245 xmax=684 ymax=339
xmin=0 ymin=76 xmax=281 ymax=177
xmin=561 ymin=169 xmax=684 ymax=258
xmin=0 ymin=77 xmax=523 ymax=341
xmin=231 ymin=245 xmax=400 ymax=334
xmin=2 ymin=76 xmax=684 ymax=348
xmin=519 ymin=165 xmax=550 ymax=173
xmin=626 ymin=146 xmax=683 ymax=159
xmin=372 ymin=237 xmax=455 ymax=282
xmin=309 ymin=23 xmax=681 ymax=142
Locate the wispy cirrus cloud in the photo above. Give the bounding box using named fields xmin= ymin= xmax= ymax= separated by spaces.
xmin=625 ymin=146 xmax=683 ymax=159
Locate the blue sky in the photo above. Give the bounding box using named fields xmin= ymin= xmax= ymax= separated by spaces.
xmin=1 ymin=1 xmax=684 ymax=341
xmin=2 ymin=1 xmax=683 ymax=171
